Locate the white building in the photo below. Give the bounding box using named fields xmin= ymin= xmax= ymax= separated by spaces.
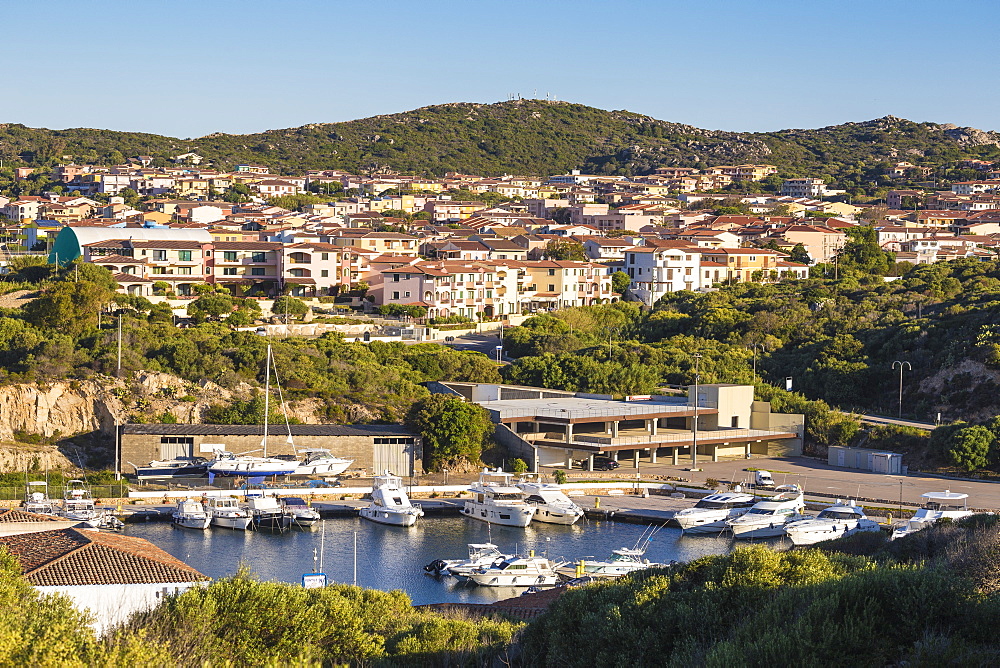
xmin=780 ymin=178 xmax=829 ymax=198
xmin=0 ymin=527 xmax=209 ymax=634
xmin=624 ymin=246 xmax=702 ymax=306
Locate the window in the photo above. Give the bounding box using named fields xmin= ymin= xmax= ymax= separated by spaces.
xmin=732 ymin=416 xmax=739 ymax=428
xmin=320 ymin=270 xmax=328 ymax=278
xmin=160 ymin=437 xmax=194 ymax=445
xmin=548 ymin=268 xmax=556 ymax=276
xmin=178 ymin=267 xmax=192 ymax=275
xmin=404 ymin=291 xmax=410 ymax=298
xmin=391 ymin=291 xmax=400 ymax=300
xmin=152 ymin=250 xmax=167 ymax=261
xmin=251 ymin=267 xmax=265 ymax=276
xmin=548 ymin=284 xmax=555 ymax=292
xmin=223 ymin=268 xmax=237 ymax=276
xmin=178 ymin=250 xmax=192 ymax=261
xmin=223 ymin=251 xmax=237 ymax=262
xmin=321 ymin=253 xmax=328 ymax=260
xmin=252 ymin=252 xmax=266 ymax=263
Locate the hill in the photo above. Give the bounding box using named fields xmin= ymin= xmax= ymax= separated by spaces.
xmin=3 ymin=100 xmax=1000 ymax=183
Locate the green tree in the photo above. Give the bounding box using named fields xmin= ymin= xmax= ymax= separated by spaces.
xmin=223 ymin=183 xmax=252 ymax=203
xmin=544 ymin=240 xmax=586 ymax=261
xmin=187 ymin=293 xmax=236 ymax=319
xmin=611 ymin=270 xmax=631 ymax=294
xmin=789 ymin=243 xmax=812 ymax=264
xmin=272 ymin=296 xmax=309 ymax=319
xmin=22 ymin=279 xmax=113 ymax=337
xmin=947 ymin=425 xmax=994 ymax=471
xmin=406 ymin=394 xmax=493 ymax=470
xmin=838 ymin=225 xmax=894 ymax=276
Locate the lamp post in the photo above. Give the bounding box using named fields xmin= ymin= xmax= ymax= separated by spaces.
xmin=892 ymin=360 xmax=911 ymax=418
xmin=692 ymin=353 xmax=702 ymax=468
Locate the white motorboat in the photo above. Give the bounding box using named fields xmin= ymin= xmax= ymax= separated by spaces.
xmin=293 ymin=449 xmax=353 ymax=477
xmin=172 ymin=498 xmax=212 ymax=530
xmin=516 ymin=474 xmax=584 ymax=525
xmin=727 ymin=491 xmax=806 ymax=539
xmin=424 ymin=543 xmax=514 ymax=579
xmin=60 ymin=480 xmax=102 ymax=526
xmin=891 ymin=490 xmax=975 ymax=540
xmin=462 ymin=469 xmax=536 ymax=527
xmin=468 ymin=554 xmax=566 ymax=587
xmin=557 ymin=546 xmax=664 ymax=579
xmin=23 ymin=481 xmax=59 ymax=516
xmin=784 ymin=500 xmax=881 ymax=546
xmin=246 ymin=495 xmax=292 ymax=532
xmin=281 ymin=497 xmax=322 ymax=527
xmin=674 ymin=492 xmax=757 ymax=533
xmin=359 ymin=474 xmax=423 ymax=526
xmin=206 ymin=496 xmax=252 ymax=530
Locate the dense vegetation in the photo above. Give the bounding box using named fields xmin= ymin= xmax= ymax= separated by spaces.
xmin=523 ymin=515 xmax=1000 ymax=666
xmin=1 ymin=102 xmax=998 ymax=188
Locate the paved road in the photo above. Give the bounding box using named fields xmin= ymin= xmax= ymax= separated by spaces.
xmin=445 ymin=333 xmax=514 ymax=362
xmin=638 ymin=455 xmax=1000 ymax=510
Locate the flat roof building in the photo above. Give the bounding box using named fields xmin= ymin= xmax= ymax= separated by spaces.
xmin=432 ymin=382 xmax=803 ymax=471
xmin=121 ymin=423 xmax=421 ymax=477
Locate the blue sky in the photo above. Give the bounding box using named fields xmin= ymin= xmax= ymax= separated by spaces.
xmin=5 ymin=0 xmax=998 ymax=137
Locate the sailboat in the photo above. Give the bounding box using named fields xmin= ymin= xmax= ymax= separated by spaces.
xmin=208 ymin=343 xmax=300 ymax=478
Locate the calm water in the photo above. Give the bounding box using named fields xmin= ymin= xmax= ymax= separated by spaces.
xmin=125 ymin=516 xmax=736 ymax=604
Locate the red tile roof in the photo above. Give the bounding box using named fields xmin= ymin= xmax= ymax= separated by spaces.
xmin=0 ymin=528 xmax=209 ymax=586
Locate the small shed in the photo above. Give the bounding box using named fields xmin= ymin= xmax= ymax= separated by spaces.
xmin=829 ymin=446 xmax=903 ymax=474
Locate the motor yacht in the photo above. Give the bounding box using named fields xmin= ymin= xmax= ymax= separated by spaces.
xmin=462 ymin=469 xmax=535 ymax=527
xmin=673 ymin=492 xmax=757 ymax=533
xmin=208 ymin=450 xmax=300 ymax=478
xmin=891 ymin=491 xmax=975 ymax=540
xmin=206 ymin=496 xmax=252 ymax=530
xmin=556 ymin=545 xmax=664 ymax=579
xmin=359 ymin=474 xmax=423 ymax=526
xmin=516 ymin=474 xmax=584 ymax=525
xmin=245 ymin=495 xmax=292 ymax=532
xmin=424 ymin=543 xmax=514 ymax=579
xmin=727 ymin=491 xmax=806 ymax=539
xmin=23 ymin=481 xmax=59 ymax=516
xmin=281 ymin=497 xmax=322 ymax=527
xmin=293 ymin=449 xmax=353 ymax=477
xmin=59 ymin=480 xmax=102 ymax=527
xmin=131 ymin=457 xmax=209 ymax=480
xmin=468 ymin=554 xmax=566 ymax=587
xmin=172 ymin=498 xmax=212 ymax=530
xmin=784 ymin=500 xmax=881 ymax=546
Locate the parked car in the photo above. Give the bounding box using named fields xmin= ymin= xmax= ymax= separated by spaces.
xmin=594 ymin=457 xmax=620 ymax=471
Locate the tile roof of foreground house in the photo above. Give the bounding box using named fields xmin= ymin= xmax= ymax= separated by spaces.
xmin=0 ymin=508 xmax=63 ymax=523
xmin=0 ymin=528 xmax=209 ymax=586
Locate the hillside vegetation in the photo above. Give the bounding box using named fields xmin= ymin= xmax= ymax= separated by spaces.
xmin=2 ymin=101 xmax=999 ymax=182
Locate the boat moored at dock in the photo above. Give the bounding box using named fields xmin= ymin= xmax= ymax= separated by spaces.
xmin=468 ymin=554 xmax=566 ymax=587
xmin=359 ymin=474 xmax=423 ymax=526
xmin=673 ymin=492 xmax=757 ymax=533
xmin=462 ymin=469 xmax=535 ymax=527
xmin=784 ymin=500 xmax=880 ymax=545
xmin=891 ymin=491 xmax=976 ymax=540
xmin=206 ymin=497 xmax=252 ymax=530
xmin=282 ymin=497 xmax=321 ymax=527
xmin=172 ymin=499 xmax=212 ymax=530
xmin=516 ymin=474 xmax=584 ymax=525
xmin=727 ymin=491 xmax=806 ymax=539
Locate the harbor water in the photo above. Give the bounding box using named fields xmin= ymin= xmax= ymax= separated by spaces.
xmin=126 ymin=516 xmax=735 ymax=604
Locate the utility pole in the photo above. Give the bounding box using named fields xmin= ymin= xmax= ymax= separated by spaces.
xmin=116 ymin=314 xmax=123 ymax=375
xmin=692 ymin=353 xmax=702 ymax=468
xmin=892 ymin=360 xmax=911 ymax=418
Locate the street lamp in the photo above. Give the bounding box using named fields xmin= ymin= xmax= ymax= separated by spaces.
xmin=691 ymin=353 xmax=702 ymax=468
xmin=892 ymin=360 xmax=911 ymax=418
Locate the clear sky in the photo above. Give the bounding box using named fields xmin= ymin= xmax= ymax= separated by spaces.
xmin=6 ymin=0 xmax=998 ymax=137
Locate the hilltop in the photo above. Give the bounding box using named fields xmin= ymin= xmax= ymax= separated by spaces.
xmin=2 ymin=100 xmax=1000 ymax=180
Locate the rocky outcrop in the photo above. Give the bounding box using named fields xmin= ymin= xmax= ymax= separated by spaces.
xmin=0 ymin=372 xmax=328 ymax=442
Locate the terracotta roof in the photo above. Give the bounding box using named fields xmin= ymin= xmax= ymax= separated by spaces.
xmin=0 ymin=528 xmax=209 ymax=586
xmin=113 ymin=273 xmax=153 ymax=283
xmin=0 ymin=508 xmax=63 ymax=523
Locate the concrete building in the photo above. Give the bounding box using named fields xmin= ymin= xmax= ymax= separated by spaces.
xmin=120 ymin=423 xmax=421 ymax=476
xmin=624 ymin=246 xmax=703 ymax=306
xmin=433 ymin=382 xmax=803 ymax=472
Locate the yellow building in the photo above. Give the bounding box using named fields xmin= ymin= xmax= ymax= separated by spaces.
xmin=517 ymin=260 xmax=615 ymax=311
xmin=700 ymin=248 xmax=787 ymax=282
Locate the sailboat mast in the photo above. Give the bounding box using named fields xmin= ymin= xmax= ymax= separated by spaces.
xmin=263 ymin=343 xmax=271 ymax=458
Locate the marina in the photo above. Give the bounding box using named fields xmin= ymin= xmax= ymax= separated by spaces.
xmin=122 ymin=515 xmax=734 ymax=605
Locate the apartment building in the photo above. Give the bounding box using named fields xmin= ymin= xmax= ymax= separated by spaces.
xmin=780 ymin=178 xmax=829 ymax=198
xmin=700 ymin=248 xmax=792 ymax=282
xmin=281 ymin=242 xmax=344 ymax=297
xmin=210 ymin=241 xmax=283 ymax=296
xmin=83 ymin=238 xmax=210 ymax=296
xmin=624 ymin=246 xmax=702 ymax=306
xmin=379 ymin=261 xmax=521 ymax=319
xmin=518 ymin=260 xmax=615 ymax=311
xmin=330 ymin=231 xmax=419 ymax=256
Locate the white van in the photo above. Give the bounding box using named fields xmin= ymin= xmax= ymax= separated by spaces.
xmin=754 ymin=470 xmax=775 ymax=488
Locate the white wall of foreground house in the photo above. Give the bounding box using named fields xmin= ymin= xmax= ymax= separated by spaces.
xmin=36 ymin=582 xmax=206 ymax=634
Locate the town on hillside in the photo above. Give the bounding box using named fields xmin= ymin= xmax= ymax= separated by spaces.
xmin=3 ymin=156 xmax=997 ymax=315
